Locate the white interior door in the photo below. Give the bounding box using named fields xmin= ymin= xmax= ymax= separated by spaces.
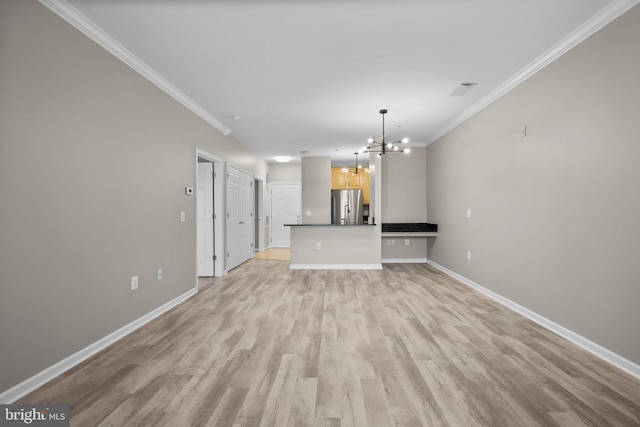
xmin=271 ymin=183 xmax=301 ymax=248
xmin=227 ymin=165 xmax=253 ymax=271
xmin=197 ymin=162 xmax=214 ymax=276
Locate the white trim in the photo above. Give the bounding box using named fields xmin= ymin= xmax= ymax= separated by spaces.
xmin=254 ymin=178 xmax=265 ymax=252
xmin=0 ymin=287 xmax=197 ymax=404
xmin=289 ymin=264 xmax=383 ymax=270
xmin=196 ymin=149 xmax=225 ymax=277
xmin=425 ymin=0 xmax=640 ymax=146
xmin=426 ymin=259 xmax=640 ymax=381
xmin=382 ymin=258 xmax=428 ymax=264
xmin=37 ymin=0 xmax=229 ymax=136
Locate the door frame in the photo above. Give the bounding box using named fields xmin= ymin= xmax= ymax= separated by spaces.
xmin=226 ymin=163 xmax=255 ymax=271
xmin=196 ymin=161 xmax=214 ymax=277
xmin=254 ymin=178 xmax=265 ymax=252
xmin=195 ymin=148 xmax=225 ymax=279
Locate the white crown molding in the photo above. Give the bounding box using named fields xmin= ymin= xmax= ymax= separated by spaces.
xmin=425 ymin=0 xmax=640 ymax=146
xmin=37 ymin=0 xmax=231 ymax=136
xmin=426 ymin=259 xmax=640 ymax=380
xmin=0 ymin=287 xmax=198 ymax=404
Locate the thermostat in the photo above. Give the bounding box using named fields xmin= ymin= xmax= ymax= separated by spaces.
xmin=185 ymin=187 xmax=193 ymax=195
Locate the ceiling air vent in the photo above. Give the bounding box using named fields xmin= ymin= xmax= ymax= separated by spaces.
xmin=449 ymin=82 xmax=478 ymax=96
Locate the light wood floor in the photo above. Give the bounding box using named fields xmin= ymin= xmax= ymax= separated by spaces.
xmin=254 ymin=248 xmax=291 ymax=261
xmin=18 ymin=261 xmax=640 ymax=426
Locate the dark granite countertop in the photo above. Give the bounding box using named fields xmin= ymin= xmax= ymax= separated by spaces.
xmin=381 ymin=223 xmax=438 ymax=232
xmin=285 ymin=223 xmax=376 ymax=227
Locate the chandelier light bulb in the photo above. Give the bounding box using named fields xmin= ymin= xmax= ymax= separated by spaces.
xmin=363 ymin=109 xmax=411 ymax=157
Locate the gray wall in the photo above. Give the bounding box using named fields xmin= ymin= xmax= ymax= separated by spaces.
xmin=427 ymin=5 xmax=640 ymax=365
xmin=381 ymin=147 xmax=428 ymax=260
xmin=269 ymin=162 xmax=301 ymax=183
xmin=301 ymin=157 xmax=331 ymax=224
xmin=382 ymin=237 xmax=428 ymax=261
xmin=0 ymin=0 xmax=267 ymax=393
xmin=381 ymin=147 xmax=427 ymax=223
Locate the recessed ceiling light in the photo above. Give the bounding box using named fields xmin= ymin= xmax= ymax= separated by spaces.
xmin=274 ymin=156 xmax=291 ymax=163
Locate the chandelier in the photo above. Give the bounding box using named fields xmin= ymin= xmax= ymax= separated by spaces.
xmin=362 ymin=109 xmax=410 ymax=156
xmin=342 ymin=152 xmax=369 ymax=175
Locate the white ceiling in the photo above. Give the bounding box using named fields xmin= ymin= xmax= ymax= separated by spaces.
xmin=59 ymin=0 xmax=627 ymax=164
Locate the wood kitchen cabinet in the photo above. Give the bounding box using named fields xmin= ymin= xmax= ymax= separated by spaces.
xmin=331 ymin=168 xmax=370 ymax=204
xmin=331 ymin=168 xmax=350 ymax=189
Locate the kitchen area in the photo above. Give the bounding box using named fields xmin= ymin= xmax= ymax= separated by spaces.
xmin=283 ymin=148 xmax=435 ymax=269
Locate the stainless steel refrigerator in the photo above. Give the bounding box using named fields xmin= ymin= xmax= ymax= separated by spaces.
xmin=331 ymin=189 xmax=364 ymax=224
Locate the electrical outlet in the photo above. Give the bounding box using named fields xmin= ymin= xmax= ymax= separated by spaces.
xmin=467 ymin=251 xmax=472 ymax=261
xmin=180 ymin=211 xmax=186 ymax=222
xmin=520 ymin=125 xmax=527 ymax=138
xmin=391 ymin=239 xmax=395 ymax=245
xmin=131 ymin=275 xmax=139 ymax=290
xmin=157 ymin=268 xmax=163 ymax=280
xmin=405 ymin=239 xmax=410 ymax=246
xmin=315 ymin=242 xmax=321 ymax=250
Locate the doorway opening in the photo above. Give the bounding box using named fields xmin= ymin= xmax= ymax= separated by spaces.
xmin=254 ymin=178 xmax=264 ymax=252
xmin=196 ymin=149 xmax=224 ymax=278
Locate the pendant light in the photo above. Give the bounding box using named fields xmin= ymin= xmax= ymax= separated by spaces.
xmin=362 ymin=109 xmax=410 ymax=157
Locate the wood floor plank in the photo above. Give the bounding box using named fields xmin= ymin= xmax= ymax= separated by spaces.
xmin=15 ymin=260 xmax=640 ymax=426
xmin=286 ymin=377 xmax=317 ymax=427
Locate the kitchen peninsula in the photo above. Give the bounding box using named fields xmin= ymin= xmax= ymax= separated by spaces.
xmin=287 ymin=223 xmax=381 ymax=269
xmin=288 ymin=152 xmax=432 ymax=269
xmin=286 ymin=156 xmax=383 ymax=269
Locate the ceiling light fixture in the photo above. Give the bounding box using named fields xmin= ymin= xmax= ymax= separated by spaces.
xmin=363 ymin=109 xmax=410 ymax=157
xmin=343 ymin=152 xmax=369 ymax=175
xmin=274 ymin=156 xmax=291 ymax=163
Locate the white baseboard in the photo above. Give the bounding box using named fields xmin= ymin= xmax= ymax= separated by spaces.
xmin=289 ymin=264 xmax=383 ymax=270
xmin=426 ymin=259 xmax=640 ymax=380
xmin=382 ymin=258 xmax=428 ymax=264
xmin=0 ymin=287 xmax=198 ymax=404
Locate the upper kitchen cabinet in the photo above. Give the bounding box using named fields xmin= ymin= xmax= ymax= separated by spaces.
xmin=331 ymin=168 xmax=350 ymax=189
xmin=331 ymin=168 xmax=370 ymax=204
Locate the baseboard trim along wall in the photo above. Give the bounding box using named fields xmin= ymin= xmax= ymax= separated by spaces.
xmin=289 ymin=264 xmax=383 ymax=270
xmin=0 ymin=287 xmax=198 ymax=404
xmin=426 ymin=259 xmax=640 ymax=380
xmin=382 ymin=258 xmax=428 ymax=264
